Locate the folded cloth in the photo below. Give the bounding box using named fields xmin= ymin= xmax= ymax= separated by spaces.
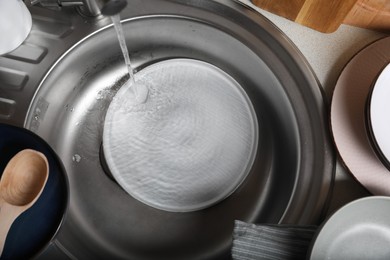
xmin=232 ymin=220 xmax=317 ymax=260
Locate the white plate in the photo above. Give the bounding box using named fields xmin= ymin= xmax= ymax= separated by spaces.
xmin=0 ymin=0 xmax=32 ymax=55
xmin=368 ymin=63 xmax=390 ymax=168
xmin=309 ymin=196 xmax=390 ymax=260
xmin=331 ymin=37 xmax=390 ymax=195
xmin=103 ymin=58 xmax=258 ymax=212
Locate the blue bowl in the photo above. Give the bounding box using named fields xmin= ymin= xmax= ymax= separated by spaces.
xmin=0 ymin=124 xmax=68 ymax=259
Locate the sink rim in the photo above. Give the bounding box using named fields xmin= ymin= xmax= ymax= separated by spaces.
xmin=23 ymin=1 xmax=335 ymax=258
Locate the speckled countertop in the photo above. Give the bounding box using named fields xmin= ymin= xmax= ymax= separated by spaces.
xmin=239 ymin=0 xmax=389 ymax=216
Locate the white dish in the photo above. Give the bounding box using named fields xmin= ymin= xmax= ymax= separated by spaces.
xmin=331 ymin=37 xmax=390 ymax=195
xmin=309 ymin=196 xmax=390 ymax=260
xmin=103 ymin=58 xmax=258 ymax=212
xmin=0 ymin=0 xmax=32 ymax=55
xmin=367 ymin=63 xmax=390 ymax=168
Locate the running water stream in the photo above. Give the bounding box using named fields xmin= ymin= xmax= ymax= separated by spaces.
xmin=111 ymin=14 xmax=149 ymax=103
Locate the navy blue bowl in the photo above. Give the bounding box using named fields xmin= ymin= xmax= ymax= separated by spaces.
xmin=0 ymin=124 xmax=68 ymax=259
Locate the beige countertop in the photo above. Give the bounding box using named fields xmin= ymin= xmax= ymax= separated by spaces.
xmin=240 ymin=0 xmax=389 ymax=216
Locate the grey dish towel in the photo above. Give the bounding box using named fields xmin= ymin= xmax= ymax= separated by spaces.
xmin=232 ymin=220 xmax=317 ymax=260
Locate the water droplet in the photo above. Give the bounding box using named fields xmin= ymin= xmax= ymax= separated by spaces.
xmin=96 ymin=90 xmax=104 ymax=100
xmin=34 ymin=115 xmax=39 ymax=120
xmin=72 ymin=154 xmax=81 ymax=163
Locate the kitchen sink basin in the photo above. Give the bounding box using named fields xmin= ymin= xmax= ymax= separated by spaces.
xmin=0 ymin=0 xmax=334 ymax=259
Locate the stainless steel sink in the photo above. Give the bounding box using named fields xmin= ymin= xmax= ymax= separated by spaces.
xmin=0 ymin=0 xmax=335 ymax=259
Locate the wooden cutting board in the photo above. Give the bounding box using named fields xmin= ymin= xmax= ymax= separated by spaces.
xmin=251 ymin=0 xmax=390 ymax=33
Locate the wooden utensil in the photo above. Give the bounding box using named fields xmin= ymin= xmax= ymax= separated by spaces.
xmin=0 ymin=149 xmax=49 ymax=256
xmin=344 ymin=0 xmax=390 ymax=32
xmin=251 ymin=0 xmax=390 ymax=33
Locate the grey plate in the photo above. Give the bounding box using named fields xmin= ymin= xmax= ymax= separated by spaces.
xmin=22 ymin=0 xmax=334 ymax=259
xmin=309 ymin=196 xmax=390 ymax=260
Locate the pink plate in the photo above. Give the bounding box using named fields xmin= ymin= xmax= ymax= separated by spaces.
xmin=331 ymin=37 xmax=390 ymax=195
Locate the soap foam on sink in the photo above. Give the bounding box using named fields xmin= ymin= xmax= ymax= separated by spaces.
xmin=103 ymin=58 xmax=258 ymax=212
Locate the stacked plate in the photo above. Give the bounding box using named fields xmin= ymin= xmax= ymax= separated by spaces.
xmin=366 ymin=63 xmax=390 ymax=170
xmin=331 ymin=37 xmax=390 ymax=195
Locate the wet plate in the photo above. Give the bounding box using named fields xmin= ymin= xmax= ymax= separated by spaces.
xmin=103 ymin=59 xmax=258 ymax=212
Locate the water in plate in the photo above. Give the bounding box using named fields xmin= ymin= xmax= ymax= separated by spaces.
xmin=103 ymin=59 xmax=258 ymax=212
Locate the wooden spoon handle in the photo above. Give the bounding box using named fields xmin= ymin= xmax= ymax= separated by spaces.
xmin=251 ymin=0 xmax=390 ymax=33
xmin=251 ymin=0 xmax=359 ymax=33
xmin=344 ymin=0 xmax=390 ymax=32
xmin=0 ymin=202 xmax=25 ymax=256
